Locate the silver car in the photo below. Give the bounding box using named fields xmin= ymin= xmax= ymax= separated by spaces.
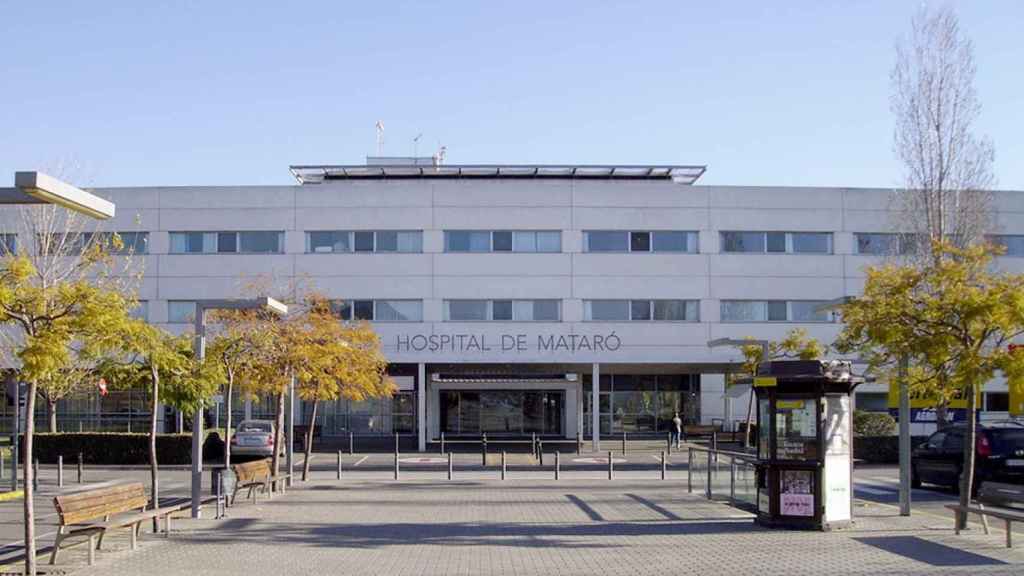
xmin=230 ymin=420 xmax=280 ymax=457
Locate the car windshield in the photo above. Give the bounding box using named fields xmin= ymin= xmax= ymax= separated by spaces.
xmin=238 ymin=422 xmax=272 ymax=433
xmin=989 ymin=429 xmax=1024 ymax=453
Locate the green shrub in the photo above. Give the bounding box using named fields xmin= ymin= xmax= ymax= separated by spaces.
xmin=854 ymin=410 xmax=896 ymax=437
xmin=853 ymin=435 xmax=928 ymax=463
xmin=21 ymin=433 xmax=195 ymax=465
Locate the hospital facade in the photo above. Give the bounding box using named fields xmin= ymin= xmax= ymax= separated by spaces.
xmin=3 ymin=159 xmax=1022 ymax=447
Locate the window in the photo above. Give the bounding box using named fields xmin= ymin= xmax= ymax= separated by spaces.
xmin=989 ymin=235 xmax=1024 ymax=257
xmin=306 ymin=231 xmax=421 ymax=253
xmin=375 ymin=300 xmax=423 ymax=322
xmin=354 ymin=231 xmax=374 ymax=252
xmin=115 ymin=232 xmax=149 ymax=255
xmin=720 ymin=300 xmax=834 ymax=323
xmin=856 ymin=233 xmax=898 ymax=255
xmin=354 ymin=300 xmax=374 ymax=320
xmin=985 ymin=392 xmax=1010 ymax=412
xmin=167 ymin=301 xmax=196 ymax=323
xmin=721 ymin=232 xmax=833 ymax=254
xmin=130 ymin=301 xmax=148 ymax=321
xmin=444 ymin=231 xmax=561 ymax=253
xmin=585 ymin=231 xmax=697 ymax=253
xmin=584 ymin=231 xmax=629 ymax=252
xmin=0 ymin=233 xmax=15 ymax=254
xmin=585 ymin=300 xmax=698 ymax=321
xmin=171 ymin=231 xmax=282 ymax=254
xmin=444 ymin=300 xmax=561 ymax=321
xmin=446 ymin=300 xmax=489 ymax=321
xmin=855 ymin=392 xmax=888 ymax=412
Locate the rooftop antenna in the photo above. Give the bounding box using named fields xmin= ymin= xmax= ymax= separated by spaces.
xmin=375 ymin=120 xmax=384 ymax=156
xmin=413 ymin=133 xmax=422 ymax=157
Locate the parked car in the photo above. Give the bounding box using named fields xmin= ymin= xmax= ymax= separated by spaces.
xmin=912 ymin=421 xmax=1024 ymax=492
xmin=230 ymin=420 xmax=282 ymax=458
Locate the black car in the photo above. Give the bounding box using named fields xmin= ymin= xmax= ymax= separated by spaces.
xmin=912 ymin=421 xmax=1024 ymax=492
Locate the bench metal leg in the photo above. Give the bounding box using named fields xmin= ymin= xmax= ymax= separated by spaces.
xmin=978 ymin=503 xmax=990 ymax=535
xmin=49 ymin=527 xmax=65 ymax=564
xmin=165 ymin=513 xmax=172 ymax=536
xmin=88 ymin=534 xmax=96 ymax=565
xmin=1007 ymin=520 xmax=1012 ymax=548
xmin=130 ymin=523 xmax=138 ymax=550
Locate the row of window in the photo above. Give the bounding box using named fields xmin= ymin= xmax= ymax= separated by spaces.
xmin=160 ymin=299 xmax=833 ymax=324
xmin=0 ymin=232 xmax=149 ymax=255
xmin=4 ymin=230 xmax=1023 ymax=257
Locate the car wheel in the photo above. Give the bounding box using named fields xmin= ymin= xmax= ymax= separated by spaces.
xmin=911 ymin=464 xmax=922 ymax=489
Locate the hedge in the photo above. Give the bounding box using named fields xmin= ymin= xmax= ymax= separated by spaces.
xmin=19 ymin=433 xmax=226 ymax=465
xmin=853 ymin=435 xmax=928 ymax=464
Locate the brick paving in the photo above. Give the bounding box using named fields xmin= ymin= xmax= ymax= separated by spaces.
xmin=59 ymin=477 xmax=1024 ymax=576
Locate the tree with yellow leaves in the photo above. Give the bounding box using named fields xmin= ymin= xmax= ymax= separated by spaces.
xmin=835 ymin=241 xmax=1024 ymax=527
xmin=292 ymin=297 xmax=391 ymax=480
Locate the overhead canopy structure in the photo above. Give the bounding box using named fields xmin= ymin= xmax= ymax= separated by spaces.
xmin=289 ymin=164 xmax=707 ymax=185
xmin=0 ymin=172 xmax=115 ymax=219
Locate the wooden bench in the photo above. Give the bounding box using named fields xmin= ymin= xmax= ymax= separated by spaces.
xmin=683 ymin=425 xmax=720 ymax=438
xmin=230 ymin=458 xmax=291 ymax=504
xmin=945 ymin=481 xmax=1024 ymax=548
xmin=51 ymin=482 xmax=181 ymax=565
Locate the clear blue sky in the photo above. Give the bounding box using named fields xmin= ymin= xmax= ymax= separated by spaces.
xmin=1 ymin=1 xmax=1021 ymax=189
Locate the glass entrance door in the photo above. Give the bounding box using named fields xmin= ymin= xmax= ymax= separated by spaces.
xmin=440 ymin=390 xmax=564 ymax=435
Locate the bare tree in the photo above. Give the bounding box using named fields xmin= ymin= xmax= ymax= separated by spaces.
xmin=889 ymin=5 xmax=994 ymax=427
xmin=890 ymin=5 xmax=995 ymax=258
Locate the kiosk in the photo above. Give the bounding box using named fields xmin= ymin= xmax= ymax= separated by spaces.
xmin=741 ymin=360 xmax=862 ymax=530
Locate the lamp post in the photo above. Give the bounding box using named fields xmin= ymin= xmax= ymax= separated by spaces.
xmin=707 ymin=338 xmax=769 ymax=448
xmin=191 ymin=297 xmax=287 ymax=519
xmin=814 ymin=296 xmax=912 ymax=517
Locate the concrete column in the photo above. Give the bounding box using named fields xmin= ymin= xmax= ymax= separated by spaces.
xmin=592 ymin=363 xmax=600 ymax=452
xmin=417 ymin=363 xmax=426 ymax=452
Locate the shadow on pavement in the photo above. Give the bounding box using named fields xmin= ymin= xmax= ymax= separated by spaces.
xmin=854 ymin=536 xmax=1006 ymax=566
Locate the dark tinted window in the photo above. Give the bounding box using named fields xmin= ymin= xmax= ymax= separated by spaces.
xmin=354 ymin=300 xmax=374 ymax=320
xmin=375 ymin=231 xmax=398 ymax=252
xmin=986 ymin=392 xmax=1010 ymax=412
xmin=990 ymin=429 xmax=1024 ymax=453
xmin=766 ymin=232 xmax=786 ymax=253
xmin=492 ymin=231 xmax=513 ymax=252
xmin=354 ymin=232 xmax=374 ymax=252
xmin=767 ymin=301 xmax=788 ymax=321
xmin=925 ymin=431 xmax=946 ymax=450
xmin=943 ymin=431 xmax=964 ymax=452
xmin=217 ymin=232 xmax=237 ymax=253
xmin=630 ymin=300 xmax=651 ymax=320
xmin=492 ymin=300 xmax=513 ymax=320
xmin=630 ymin=232 xmax=651 ymax=252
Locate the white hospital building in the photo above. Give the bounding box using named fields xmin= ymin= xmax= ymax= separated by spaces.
xmin=3 ymin=159 xmax=1022 ymax=448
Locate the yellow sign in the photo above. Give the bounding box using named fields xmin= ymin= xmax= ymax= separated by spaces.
xmin=754 ymin=377 xmax=777 ymax=388
xmin=777 ymin=400 xmax=806 ymax=409
xmin=1010 ymin=378 xmax=1024 ymax=417
xmin=887 ymin=379 xmax=980 ymax=410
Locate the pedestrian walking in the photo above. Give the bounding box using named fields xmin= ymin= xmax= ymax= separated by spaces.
xmin=672 ymin=412 xmax=683 ymax=448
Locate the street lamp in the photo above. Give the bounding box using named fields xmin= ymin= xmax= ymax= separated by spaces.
xmin=815 ymin=296 xmax=911 ymax=516
xmin=707 ymin=338 xmax=770 ymax=447
xmin=191 ymin=297 xmax=288 ymax=519
xmin=0 ymin=172 xmax=115 ymax=219
xmin=1 ymin=172 xmax=116 ymax=493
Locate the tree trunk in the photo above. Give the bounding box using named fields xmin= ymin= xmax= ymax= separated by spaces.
xmin=149 ymin=365 xmax=160 ymax=533
xmin=956 ymin=383 xmax=978 ymax=530
xmin=271 ymin=390 xmax=285 ymax=491
xmin=47 ymin=397 xmax=58 ymax=433
xmin=936 ymin=402 xmax=949 ymax=428
xmin=23 ymin=380 xmax=38 ymax=576
xmin=302 ymin=399 xmax=318 ymax=482
xmin=224 ymin=370 xmax=234 ymax=469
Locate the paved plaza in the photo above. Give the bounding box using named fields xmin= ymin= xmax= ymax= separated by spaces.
xmin=29 ymin=471 xmax=1020 ymax=576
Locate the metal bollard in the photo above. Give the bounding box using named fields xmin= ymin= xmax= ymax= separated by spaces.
xmin=554 ymin=451 xmax=560 ymax=480
xmin=667 ymin=432 xmax=672 ymax=454
xmin=440 ymin=432 xmax=445 ymax=455
xmin=501 ymin=452 xmax=506 ymax=480
xmin=33 ymin=458 xmax=38 ymax=491
xmin=622 ymin=432 xmax=626 ymax=455
xmin=78 ymin=452 xmax=83 ymax=484
xmin=538 ymin=441 xmax=544 ymax=466
xmin=0 ymin=449 xmax=5 ymax=480
xmin=705 ymin=448 xmax=713 ymax=499
xmin=607 ymin=451 xmax=613 ymax=480
xmin=349 ymin=431 xmax=354 ymax=455
xmin=481 ymin=434 xmax=488 ymax=467
xmin=447 ymin=452 xmax=453 ymax=480
xmin=687 ymin=448 xmax=693 ymax=493
xmin=661 ymin=451 xmax=666 ymax=480
xmin=729 ymin=461 xmax=736 ymax=504
xmin=576 ymin=432 xmax=582 ymax=455
xmin=58 ymin=455 xmax=64 ymax=488
xmin=532 ymin=433 xmax=537 ymax=459
xmin=394 ymin=451 xmax=400 ymax=481
xmin=395 ymin=432 xmax=400 ymax=455
xmin=337 ymin=450 xmax=342 ymax=480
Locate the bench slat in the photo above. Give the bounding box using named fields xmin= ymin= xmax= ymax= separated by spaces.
xmin=54 ymin=483 xmax=150 ymax=526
